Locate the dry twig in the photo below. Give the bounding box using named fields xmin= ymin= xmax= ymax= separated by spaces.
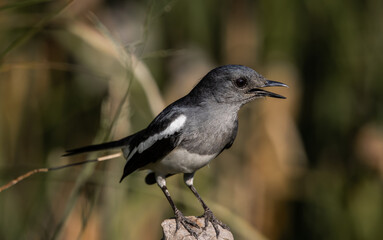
xmin=0 ymin=153 xmax=122 ymax=193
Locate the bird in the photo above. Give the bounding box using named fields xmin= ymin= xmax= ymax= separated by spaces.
xmin=63 ymin=65 xmax=287 ymax=238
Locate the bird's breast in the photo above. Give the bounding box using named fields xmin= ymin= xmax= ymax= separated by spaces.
xmin=145 ymin=148 xmax=216 ymax=175
xmin=179 ymin=110 xmax=238 ymax=155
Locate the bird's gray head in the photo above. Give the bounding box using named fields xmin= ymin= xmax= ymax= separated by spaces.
xmin=189 ymin=65 xmax=287 ymax=106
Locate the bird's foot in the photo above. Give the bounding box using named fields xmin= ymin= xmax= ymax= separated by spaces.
xmin=174 ymin=208 xmax=200 ymax=239
xmin=202 ymin=208 xmax=230 ymax=237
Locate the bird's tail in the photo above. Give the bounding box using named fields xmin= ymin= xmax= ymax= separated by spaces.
xmin=63 ymin=136 xmax=131 ymax=157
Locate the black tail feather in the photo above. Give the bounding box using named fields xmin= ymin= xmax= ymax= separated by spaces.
xmin=63 ymin=137 xmax=130 ymax=157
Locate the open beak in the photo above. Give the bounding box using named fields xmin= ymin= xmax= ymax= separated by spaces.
xmin=248 ymin=80 xmax=288 ymax=99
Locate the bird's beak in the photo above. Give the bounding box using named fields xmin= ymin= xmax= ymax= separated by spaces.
xmin=264 ymin=80 xmax=288 ymax=88
xmin=248 ymin=80 xmax=288 ymax=99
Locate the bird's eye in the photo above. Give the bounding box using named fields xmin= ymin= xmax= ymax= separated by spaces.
xmin=234 ymin=78 xmax=248 ymax=88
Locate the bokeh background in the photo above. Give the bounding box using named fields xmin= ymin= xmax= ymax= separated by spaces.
xmin=1 ymin=0 xmax=383 ymax=239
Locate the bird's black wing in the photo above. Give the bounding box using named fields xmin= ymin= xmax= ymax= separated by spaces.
xmin=120 ymin=107 xmax=185 ymax=182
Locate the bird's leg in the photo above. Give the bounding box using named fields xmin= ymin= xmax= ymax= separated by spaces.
xmin=184 ymin=173 xmax=230 ymax=236
xmin=156 ymin=175 xmax=199 ymax=239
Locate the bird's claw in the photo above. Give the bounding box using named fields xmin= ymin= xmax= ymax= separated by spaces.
xmin=174 ymin=209 xmax=200 ymax=239
xmin=202 ymin=208 xmax=230 ymax=237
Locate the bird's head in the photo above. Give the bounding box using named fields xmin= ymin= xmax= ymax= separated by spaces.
xmin=191 ymin=65 xmax=288 ymax=106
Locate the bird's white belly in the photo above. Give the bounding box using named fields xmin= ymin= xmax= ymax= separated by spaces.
xmin=146 ymin=148 xmax=216 ymax=175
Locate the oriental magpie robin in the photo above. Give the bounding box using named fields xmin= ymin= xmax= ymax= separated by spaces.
xmin=64 ymin=65 xmax=287 ymax=238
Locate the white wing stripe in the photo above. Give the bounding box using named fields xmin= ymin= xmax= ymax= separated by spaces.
xmin=127 ymin=114 xmax=187 ymax=162
xmin=126 ymin=147 xmax=137 ymax=161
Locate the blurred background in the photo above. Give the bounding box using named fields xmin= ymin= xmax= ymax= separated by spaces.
xmin=1 ymin=0 xmax=383 ymax=239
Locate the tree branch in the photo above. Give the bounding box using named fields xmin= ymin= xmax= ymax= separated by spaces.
xmin=0 ymin=153 xmax=122 ymax=193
